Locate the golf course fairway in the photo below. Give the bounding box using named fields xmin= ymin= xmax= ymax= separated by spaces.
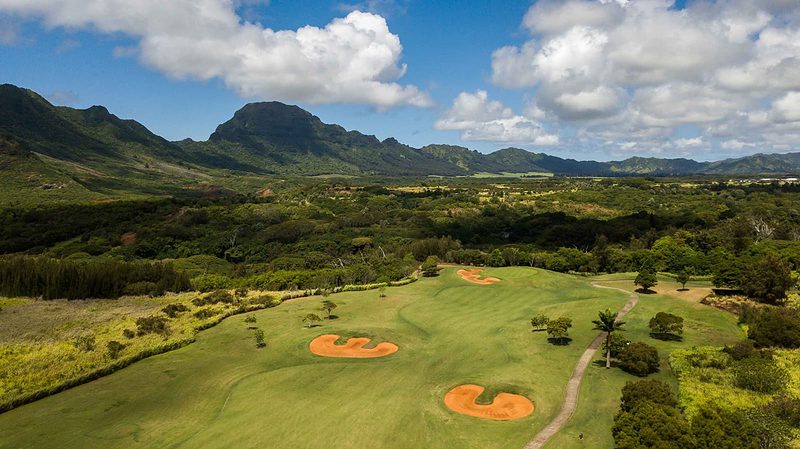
xmin=0 ymin=267 xmax=742 ymax=449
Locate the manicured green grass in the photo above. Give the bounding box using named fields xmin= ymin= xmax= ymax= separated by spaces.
xmin=0 ymin=268 xmax=742 ymax=449
xmin=545 ymin=274 xmax=744 ymax=449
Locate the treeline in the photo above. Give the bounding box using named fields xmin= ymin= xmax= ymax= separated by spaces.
xmin=0 ymin=256 xmax=190 ymax=299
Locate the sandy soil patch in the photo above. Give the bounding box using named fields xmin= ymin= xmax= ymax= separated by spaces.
xmin=444 ymin=384 xmax=534 ymax=420
xmin=457 ymin=269 xmax=500 ymax=285
xmin=309 ymin=334 xmax=398 ymax=358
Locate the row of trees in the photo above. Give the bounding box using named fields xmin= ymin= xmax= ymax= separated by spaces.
xmin=0 ymin=255 xmax=190 ymax=299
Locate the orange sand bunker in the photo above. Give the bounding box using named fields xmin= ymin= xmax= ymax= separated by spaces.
xmin=457 ymin=269 xmax=500 ymax=285
xmin=309 ymin=334 xmax=399 ymax=358
xmin=444 ymin=384 xmax=534 ymax=420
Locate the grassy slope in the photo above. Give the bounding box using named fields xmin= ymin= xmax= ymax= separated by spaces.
xmin=545 ymin=275 xmax=743 ymax=449
xmin=0 ymin=269 xmax=742 ymax=449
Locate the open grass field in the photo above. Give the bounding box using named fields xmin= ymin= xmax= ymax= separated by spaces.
xmin=0 ymin=268 xmax=744 ymax=449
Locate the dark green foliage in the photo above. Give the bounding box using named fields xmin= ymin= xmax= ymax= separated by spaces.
xmin=72 ymin=335 xmax=96 ymax=352
xmin=744 ymin=307 xmax=800 ymax=349
xmin=546 ymin=316 xmax=572 ymax=345
xmin=691 ymin=406 xmax=762 ymax=449
xmin=122 ymin=329 xmax=135 ymax=339
xmin=135 ymin=316 xmax=170 ymax=337
xmin=634 ymin=268 xmax=658 ymax=292
xmin=161 ymin=303 xmax=190 ymax=318
xmin=106 ymin=341 xmax=126 ymax=359
xmin=612 ymin=401 xmax=694 ymax=449
xmin=530 ymin=313 xmax=549 ymax=332
xmin=763 ymin=395 xmax=800 ymax=428
xmin=649 ymin=312 xmax=684 ymax=338
xmin=723 ymin=341 xmax=764 ymax=361
xmin=320 ymin=299 xmax=337 ymax=319
xmin=732 ymin=357 xmax=789 ymax=394
xmin=244 ymin=315 xmax=257 ymax=323
xmin=253 ymin=329 xmax=266 ymax=348
xmin=620 ymin=380 xmax=677 ymax=412
xmin=193 ymin=309 xmax=215 ymax=320
xmin=192 ymin=290 xmax=235 ymax=307
xmin=740 ymin=255 xmax=793 ymax=304
xmin=302 ymin=313 xmax=322 ymax=328
xmin=603 ymin=333 xmax=631 ymax=358
xmin=0 ymin=256 xmax=190 ymax=300
xmin=234 ymin=288 xmax=249 ymax=298
xmin=122 ymin=281 xmax=160 ymax=297
xmin=676 ymin=270 xmax=690 ymax=289
xmin=617 ymin=342 xmax=660 ymax=376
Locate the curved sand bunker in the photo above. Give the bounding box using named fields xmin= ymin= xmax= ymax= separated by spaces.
xmin=309 ymin=334 xmax=399 ymax=358
xmin=457 ymin=269 xmax=500 ymax=285
xmin=444 ymin=384 xmax=534 ymax=420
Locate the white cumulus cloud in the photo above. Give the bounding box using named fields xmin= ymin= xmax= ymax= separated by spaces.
xmin=435 ymin=90 xmax=559 ymax=145
xmin=0 ymin=0 xmax=430 ymax=108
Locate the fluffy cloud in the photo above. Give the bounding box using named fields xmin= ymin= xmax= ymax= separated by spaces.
xmin=0 ymin=0 xmax=430 ymax=108
xmin=484 ymin=0 xmax=800 ymax=156
xmin=435 ymin=91 xmax=558 ymax=145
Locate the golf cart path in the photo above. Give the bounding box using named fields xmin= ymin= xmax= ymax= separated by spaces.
xmin=523 ymin=283 xmax=639 ymax=449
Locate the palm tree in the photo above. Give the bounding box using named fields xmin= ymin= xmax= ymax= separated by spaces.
xmin=593 ymin=309 xmax=626 ymax=368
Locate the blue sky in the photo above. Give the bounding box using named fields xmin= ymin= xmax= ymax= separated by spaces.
xmin=1 ymin=0 xmax=799 ymax=161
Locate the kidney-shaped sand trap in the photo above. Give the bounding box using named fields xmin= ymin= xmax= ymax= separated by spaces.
xmin=309 ymin=334 xmax=399 ymax=358
xmin=457 ymin=269 xmax=500 ymax=285
xmin=444 ymin=384 xmax=534 ymax=420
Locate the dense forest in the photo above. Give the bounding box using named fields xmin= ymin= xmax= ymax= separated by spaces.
xmin=1 ymin=176 xmax=798 ymax=302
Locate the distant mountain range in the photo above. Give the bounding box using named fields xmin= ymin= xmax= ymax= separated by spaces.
xmin=2 ymin=83 xmax=800 ymax=179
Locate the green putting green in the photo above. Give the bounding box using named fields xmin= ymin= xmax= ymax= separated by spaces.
xmin=0 ymin=268 xmax=742 ymax=449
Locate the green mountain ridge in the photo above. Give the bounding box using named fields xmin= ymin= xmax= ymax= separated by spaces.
xmin=2 ymin=83 xmax=800 ymax=185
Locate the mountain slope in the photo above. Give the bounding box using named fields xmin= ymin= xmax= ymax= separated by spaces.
xmin=181 ymin=102 xmax=467 ymax=176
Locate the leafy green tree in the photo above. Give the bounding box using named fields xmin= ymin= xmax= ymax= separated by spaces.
xmin=593 ymin=309 xmax=626 ymax=368
xmin=421 ymin=255 xmax=441 ymax=277
xmin=691 ymin=405 xmax=761 ymax=449
xmin=635 ymin=268 xmax=658 ymax=293
xmin=592 ymin=234 xmax=611 ymax=273
xmin=740 ymin=255 xmax=793 ymax=305
xmin=484 ymin=249 xmax=505 ymax=267
xmin=676 ymin=270 xmax=690 ymax=290
xmin=620 ymin=380 xmax=677 ymax=412
xmin=302 ymin=313 xmax=322 ymax=328
xmin=649 ymin=312 xmax=684 ymax=340
xmin=747 ymin=307 xmax=800 ymax=349
xmin=253 ymin=329 xmax=266 ymax=348
xmin=320 ymin=300 xmax=338 ymax=319
xmin=617 ymin=342 xmax=660 ymax=376
xmin=603 ymin=333 xmax=631 ymax=359
xmin=613 ymin=401 xmax=693 ymax=449
xmin=530 ymin=313 xmax=549 ymax=332
xmin=546 ymin=316 xmax=573 ymax=345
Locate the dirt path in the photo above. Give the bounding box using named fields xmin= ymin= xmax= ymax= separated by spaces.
xmin=523 ymin=283 xmax=639 ymax=449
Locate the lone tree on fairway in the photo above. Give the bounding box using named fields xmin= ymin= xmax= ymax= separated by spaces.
xmin=302 ymin=313 xmax=322 ymax=328
xmin=531 ymin=313 xmax=549 ymax=332
xmin=649 ymin=312 xmax=684 ymax=340
xmin=547 ymin=316 xmax=573 ymax=345
xmin=421 ymin=255 xmax=441 ymax=277
xmin=593 ymin=309 xmax=626 ymax=368
xmin=635 ymin=268 xmax=658 ymax=293
xmin=676 ymin=270 xmax=690 ymax=290
xmin=320 ymin=300 xmax=338 ymax=319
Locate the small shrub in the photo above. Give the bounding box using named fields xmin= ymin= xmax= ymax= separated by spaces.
xmin=235 ymin=288 xmax=249 ymax=298
xmin=648 ymin=312 xmax=684 ymax=339
xmin=122 ymin=328 xmax=135 ymax=339
xmin=254 ymin=329 xmax=266 ymax=348
xmin=72 ymin=335 xmax=96 ymax=352
xmin=685 ymin=349 xmax=730 ymax=369
xmin=161 ymin=303 xmax=190 ymax=318
xmin=135 ymin=316 xmax=170 ymax=336
xmin=122 ymin=281 xmax=159 ymax=297
xmin=203 ymin=290 xmax=235 ymax=305
xmin=723 ymin=341 xmax=770 ymax=361
xmin=193 ymin=309 xmax=216 ymax=319
xmin=733 ymin=357 xmax=789 ymax=394
xmin=747 ymin=307 xmax=800 ymax=349
xmin=244 ymin=315 xmax=257 ymax=323
xmin=617 ymin=342 xmax=660 ymax=376
xmin=530 ymin=313 xmax=549 ymax=332
xmin=106 ymin=340 xmax=125 ymax=359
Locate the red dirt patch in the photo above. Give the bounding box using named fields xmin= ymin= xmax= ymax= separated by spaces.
xmin=444 ymin=384 xmax=534 ymax=420
xmin=309 ymin=334 xmax=398 ymax=358
xmin=457 ymin=269 xmax=500 ymax=285
xmin=119 ymin=232 xmax=137 ymax=246
xmin=255 ymin=188 xmax=274 ymax=197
